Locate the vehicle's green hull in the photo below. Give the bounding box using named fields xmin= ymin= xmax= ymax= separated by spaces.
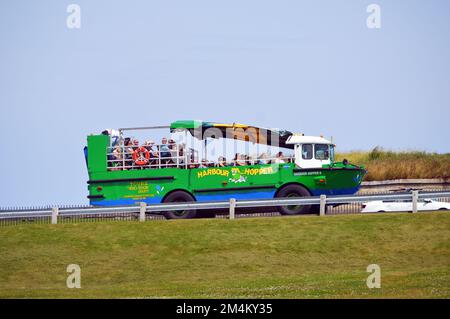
xmin=87 ymin=134 xmax=365 ymax=206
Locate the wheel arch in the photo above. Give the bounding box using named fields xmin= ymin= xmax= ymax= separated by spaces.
xmin=161 ymin=188 xmax=197 ymax=203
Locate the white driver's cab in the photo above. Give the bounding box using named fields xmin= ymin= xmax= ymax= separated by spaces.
xmin=286 ymin=134 xmax=335 ymax=169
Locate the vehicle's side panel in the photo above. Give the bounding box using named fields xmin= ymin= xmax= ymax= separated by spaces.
xmin=190 ymin=164 xmax=280 ymax=202
xmin=291 ymin=167 xmax=364 ymax=196
xmin=87 ymin=135 xmax=109 ymax=174
xmin=86 ymin=134 xmax=366 ymax=206
xmin=88 ymin=168 xmax=190 ymax=206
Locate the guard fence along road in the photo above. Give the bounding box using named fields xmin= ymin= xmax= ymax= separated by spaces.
xmin=0 ymin=191 xmax=449 ymax=226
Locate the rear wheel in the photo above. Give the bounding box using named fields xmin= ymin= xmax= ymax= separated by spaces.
xmin=276 ymin=184 xmax=312 ymax=215
xmin=162 ymin=191 xmax=197 ymax=219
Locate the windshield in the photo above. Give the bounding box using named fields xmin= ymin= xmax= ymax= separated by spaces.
xmin=314 ymin=144 xmax=329 ymax=160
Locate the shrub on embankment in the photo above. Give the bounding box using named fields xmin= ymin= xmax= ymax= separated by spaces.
xmin=336 ymin=147 xmax=450 ymax=181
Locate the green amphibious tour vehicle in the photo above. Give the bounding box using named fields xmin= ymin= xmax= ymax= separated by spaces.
xmin=85 ymin=120 xmax=366 ymax=218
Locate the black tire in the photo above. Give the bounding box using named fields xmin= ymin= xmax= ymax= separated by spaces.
xmin=162 ymin=191 xmax=197 ymax=219
xmin=276 ymin=184 xmax=312 ymax=215
xmin=309 ymin=205 xmax=321 ymax=214
xmin=196 ymin=211 xmax=217 ymax=219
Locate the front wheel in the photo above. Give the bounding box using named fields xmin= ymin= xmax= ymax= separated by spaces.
xmin=276 ymin=184 xmax=312 ymax=215
xmin=162 ymin=191 xmax=197 ymax=219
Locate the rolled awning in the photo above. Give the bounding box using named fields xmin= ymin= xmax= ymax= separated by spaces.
xmin=170 ymin=120 xmax=294 ymax=149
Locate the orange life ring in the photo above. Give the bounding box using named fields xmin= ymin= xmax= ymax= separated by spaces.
xmin=132 ymin=147 xmax=150 ymax=165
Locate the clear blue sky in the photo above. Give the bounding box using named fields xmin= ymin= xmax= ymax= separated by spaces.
xmin=1 ymin=0 xmax=449 ymax=207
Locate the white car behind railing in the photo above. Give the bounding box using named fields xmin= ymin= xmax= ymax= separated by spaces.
xmin=361 ymin=199 xmax=450 ymax=213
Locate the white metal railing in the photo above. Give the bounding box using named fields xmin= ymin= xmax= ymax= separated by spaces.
xmin=107 ymin=144 xmax=196 ymax=170
xmin=1 ymin=191 xmax=449 ymax=224
xmin=106 ymin=142 xmax=295 ymax=171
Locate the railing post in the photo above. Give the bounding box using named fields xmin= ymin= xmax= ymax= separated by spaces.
xmin=139 ymin=202 xmax=146 ymax=222
xmin=320 ymin=195 xmax=326 ymax=216
xmin=229 ymin=198 xmax=236 ymax=220
xmin=51 ymin=207 xmax=59 ymax=224
xmin=412 ymin=190 xmax=419 ymax=213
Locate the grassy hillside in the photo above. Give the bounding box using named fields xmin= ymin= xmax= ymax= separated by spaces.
xmin=0 ymin=212 xmax=449 ymax=298
xmin=336 ymin=147 xmax=450 ymax=181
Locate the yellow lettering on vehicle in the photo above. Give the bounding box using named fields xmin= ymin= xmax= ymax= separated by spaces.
xmin=128 ymin=181 xmax=149 ymax=194
xmin=197 ymin=166 xmax=274 ymax=178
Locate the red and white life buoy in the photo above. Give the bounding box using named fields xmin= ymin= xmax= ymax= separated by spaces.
xmin=132 ymin=147 xmax=150 ymax=165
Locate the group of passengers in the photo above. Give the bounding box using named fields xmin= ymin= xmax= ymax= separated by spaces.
xmin=194 ymin=151 xmax=288 ymax=169
xmin=105 ymin=135 xmax=185 ymax=170
xmin=102 ymin=130 xmax=290 ymax=170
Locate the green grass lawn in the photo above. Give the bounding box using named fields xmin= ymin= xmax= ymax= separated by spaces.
xmin=0 ymin=212 xmax=449 ymax=298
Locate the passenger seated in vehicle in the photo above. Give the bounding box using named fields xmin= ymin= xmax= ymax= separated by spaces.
xmin=159 ymin=137 xmax=172 ymax=166
xmin=177 ymin=143 xmax=186 ymax=167
xmin=274 ymin=151 xmax=286 ymax=164
xmin=217 ymin=156 xmax=227 ymax=167
xmin=143 ymin=140 xmax=156 ymax=154
xmin=257 ymin=153 xmax=269 ymax=165
xmin=103 ymin=130 xmax=120 ymax=169
xmin=232 ymin=153 xmax=239 ymax=166
xmin=132 ymin=139 xmax=139 ymax=149
xmin=130 ymin=139 xmax=141 ymax=169
xmin=302 ymin=146 xmax=312 ymax=160
xmin=111 ymin=147 xmax=123 ymax=170
xmin=234 ymin=154 xmax=246 ymax=166
xmin=159 ymin=137 xmax=170 ymax=156
xmin=143 ymin=140 xmax=158 ymax=167
xmin=169 ymin=139 xmax=179 ymax=166
xmin=102 ymin=129 xmax=120 ymax=146
xmin=232 ymin=153 xmax=244 ymax=166
xmin=124 ymin=138 xmax=134 ymax=169
xmin=199 ymin=159 xmax=208 ymax=168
